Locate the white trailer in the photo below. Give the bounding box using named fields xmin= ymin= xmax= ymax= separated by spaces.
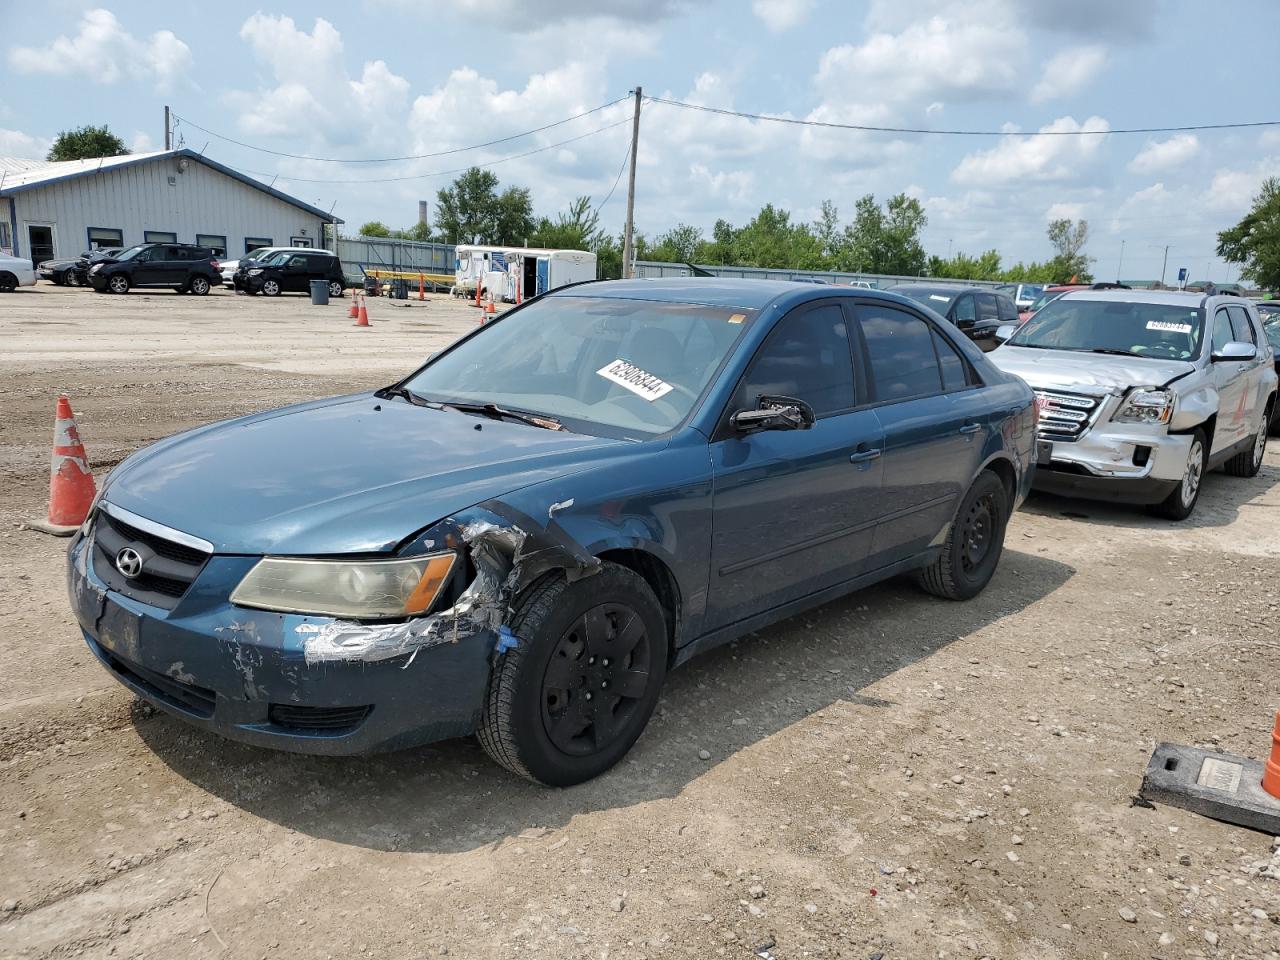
xmin=452 ymin=244 xmax=508 ymax=298
xmin=501 ymin=247 xmax=597 ymax=302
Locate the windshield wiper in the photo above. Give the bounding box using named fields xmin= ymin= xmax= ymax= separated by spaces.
xmin=1088 ymin=348 xmax=1139 ymax=357
xmin=443 ymin=401 xmax=564 ymax=431
xmin=377 ymin=385 xmax=432 ymax=406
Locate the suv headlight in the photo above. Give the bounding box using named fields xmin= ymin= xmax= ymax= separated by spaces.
xmin=1114 ymin=388 xmax=1174 ymax=425
xmin=248 ymin=268 xmax=263 ymax=276
xmin=231 ymin=554 xmax=456 ymax=619
xmin=90 ymin=264 xmax=103 ymax=274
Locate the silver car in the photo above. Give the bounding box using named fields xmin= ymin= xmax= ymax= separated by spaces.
xmin=990 ymin=289 xmax=1276 ymax=519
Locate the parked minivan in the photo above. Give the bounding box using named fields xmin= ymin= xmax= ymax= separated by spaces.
xmin=236 ymin=250 xmax=346 ymax=297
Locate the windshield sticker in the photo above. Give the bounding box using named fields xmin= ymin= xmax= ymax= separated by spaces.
xmin=1147 ymin=321 xmax=1193 ymax=334
xmin=597 ymin=359 xmax=674 ymax=402
xmin=929 ymin=294 xmax=950 ymax=302
xmin=728 ymin=313 xmax=746 ymax=324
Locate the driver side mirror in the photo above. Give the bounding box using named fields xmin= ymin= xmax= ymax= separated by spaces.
xmin=1211 ymin=341 xmax=1257 ymax=362
xmin=730 ymin=395 xmax=816 ymax=434
xmin=994 ymin=323 xmax=1018 ymax=344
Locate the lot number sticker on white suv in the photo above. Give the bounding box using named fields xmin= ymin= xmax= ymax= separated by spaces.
xmin=597 ymin=359 xmax=674 ymax=401
xmin=1147 ymin=320 xmax=1193 ymax=334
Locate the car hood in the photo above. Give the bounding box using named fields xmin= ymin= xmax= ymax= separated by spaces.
xmin=989 ymin=346 xmax=1195 ymax=395
xmin=101 ymin=394 xmax=628 ymax=555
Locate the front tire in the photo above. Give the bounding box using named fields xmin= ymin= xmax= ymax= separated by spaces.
xmin=1149 ymin=430 xmax=1206 ymax=520
xmin=261 ymin=279 xmax=281 ymax=297
xmin=917 ymin=470 xmax=1009 ymax=600
xmin=478 ymin=563 xmax=668 ymax=786
xmin=106 ymin=274 xmax=130 ymax=295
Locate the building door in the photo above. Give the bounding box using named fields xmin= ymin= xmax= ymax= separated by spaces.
xmin=536 ymin=257 xmax=549 ymax=295
xmin=27 ymin=224 xmax=55 ymax=267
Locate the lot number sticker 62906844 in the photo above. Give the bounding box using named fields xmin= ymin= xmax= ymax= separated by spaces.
xmin=597 ymin=359 xmax=674 ymax=401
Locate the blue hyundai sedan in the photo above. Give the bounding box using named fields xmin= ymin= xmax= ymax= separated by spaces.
xmin=68 ymin=279 xmax=1035 ymax=785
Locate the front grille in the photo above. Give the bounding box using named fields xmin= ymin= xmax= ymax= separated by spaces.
xmin=91 ymin=509 xmax=211 ymax=610
xmin=268 ymin=703 xmax=372 ymax=734
xmin=1035 ymin=390 xmax=1101 ymax=442
xmin=100 ymin=646 xmax=216 ymax=717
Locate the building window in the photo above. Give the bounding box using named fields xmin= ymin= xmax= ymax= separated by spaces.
xmin=0 ymin=221 xmax=11 ymax=253
xmin=86 ymin=227 xmax=124 ymax=250
xmin=196 ymin=234 xmax=228 ymax=258
xmin=245 ymin=237 xmax=273 ymax=254
xmin=144 ymin=230 xmax=177 ymax=243
xmin=289 ymin=236 xmax=312 ymax=248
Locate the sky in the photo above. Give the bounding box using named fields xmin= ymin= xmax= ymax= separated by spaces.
xmin=2 ymin=0 xmax=1278 ymax=281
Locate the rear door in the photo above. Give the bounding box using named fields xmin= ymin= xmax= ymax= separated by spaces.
xmin=706 ymin=299 xmax=885 ymax=630
xmin=972 ymin=293 xmax=1003 ymax=350
xmin=1227 ymin=304 xmax=1270 ymax=433
xmin=854 ymin=299 xmax=981 ymax=569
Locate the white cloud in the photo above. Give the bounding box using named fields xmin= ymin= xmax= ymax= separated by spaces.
xmin=1127 ymin=134 xmax=1199 ymax=174
xmin=129 ymin=131 xmax=155 ymax=153
xmin=8 ymin=9 xmax=192 ymax=90
xmin=752 ymin=0 xmax=817 ymax=32
xmin=0 ymin=127 xmax=50 ymax=159
xmin=952 ymin=115 xmax=1110 ymax=185
xmin=450 ymin=0 xmax=683 ymax=21
xmin=1030 ymin=46 xmax=1106 ymax=102
xmin=1045 ymin=202 xmax=1087 ymax=222
xmin=1205 ymin=159 xmax=1280 ymax=213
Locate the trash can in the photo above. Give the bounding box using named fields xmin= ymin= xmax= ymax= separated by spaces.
xmin=309 ymin=279 xmax=329 ymax=305
xmin=391 ymin=278 xmax=408 ymax=300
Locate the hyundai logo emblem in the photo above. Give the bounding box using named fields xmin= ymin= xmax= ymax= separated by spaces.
xmin=115 ymin=547 xmax=144 ymax=579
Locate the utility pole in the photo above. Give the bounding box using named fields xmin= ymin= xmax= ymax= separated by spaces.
xmin=164 ymin=105 xmax=171 ymax=151
xmin=1160 ymin=245 xmax=1170 ymax=285
xmin=621 ymin=86 xmax=642 ymax=279
xmin=1116 ymin=239 xmax=1125 ymax=283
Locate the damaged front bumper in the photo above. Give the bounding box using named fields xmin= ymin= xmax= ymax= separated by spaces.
xmin=1034 ymin=424 xmax=1191 ymax=505
xmin=67 ymin=506 xmax=597 ymax=755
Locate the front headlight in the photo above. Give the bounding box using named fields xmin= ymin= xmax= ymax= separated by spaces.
xmin=90 ymin=264 xmax=103 ymax=274
xmin=248 ymin=268 xmax=263 ymax=276
xmin=231 ymin=554 xmax=456 ymax=619
xmin=1114 ymin=388 xmax=1174 ymax=425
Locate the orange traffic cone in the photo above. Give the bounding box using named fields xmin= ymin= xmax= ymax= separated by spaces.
xmin=348 ymin=289 xmax=359 ymax=318
xmin=1264 ymin=711 xmax=1280 ymax=799
xmin=485 ymin=299 xmax=497 ymax=317
xmin=354 ymin=295 xmax=370 ymax=327
xmin=28 ymin=396 xmax=97 ymax=536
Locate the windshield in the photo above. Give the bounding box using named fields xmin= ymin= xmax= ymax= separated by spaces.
xmin=1025 ymin=289 xmax=1065 ymax=315
xmin=257 ymin=251 xmax=293 ymax=266
xmin=894 ymin=288 xmax=956 ymax=310
xmin=1007 ymin=298 xmax=1205 ymax=360
xmin=113 ymin=244 xmax=150 ymax=262
xmin=244 ymin=248 xmax=276 ymax=263
xmin=1263 ymin=316 xmax=1280 ymax=349
xmin=403 ymin=295 xmax=757 ymax=438
xmin=1019 ymin=284 xmax=1044 ymax=300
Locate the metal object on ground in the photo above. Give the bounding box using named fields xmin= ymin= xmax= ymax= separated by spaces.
xmin=309 ymin=279 xmax=329 ymax=306
xmin=1140 ymin=742 xmax=1280 ymax=834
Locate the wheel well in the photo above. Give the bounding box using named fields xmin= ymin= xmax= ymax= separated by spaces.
xmin=596 ymin=548 xmax=681 ymax=664
xmin=1174 ymin=414 xmax=1214 ymax=450
xmin=982 ymin=457 xmax=1016 ymax=507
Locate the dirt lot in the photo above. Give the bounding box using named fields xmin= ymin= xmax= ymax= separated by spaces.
xmin=1 ymin=283 xmax=1278 ymax=960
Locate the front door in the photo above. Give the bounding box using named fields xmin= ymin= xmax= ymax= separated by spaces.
xmin=282 ymin=255 xmax=310 ymax=292
xmin=26 ymin=225 xmax=54 ymax=267
xmin=854 ymin=300 xmax=975 ymax=568
xmin=130 ymin=246 xmax=166 ymax=285
xmin=707 ymin=300 xmax=885 ymax=630
xmin=536 ymin=257 xmax=549 ymax=295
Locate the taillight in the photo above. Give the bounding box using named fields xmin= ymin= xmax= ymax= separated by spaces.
xmin=211 ymin=260 xmax=220 ymax=271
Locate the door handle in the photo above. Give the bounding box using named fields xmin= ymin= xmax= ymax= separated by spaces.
xmin=959 ymin=422 xmax=982 ymax=435
xmin=849 ymin=448 xmax=882 ymax=463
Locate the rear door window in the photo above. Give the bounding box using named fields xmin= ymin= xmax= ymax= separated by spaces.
xmin=953 ymin=295 xmax=976 ymax=325
xmin=858 ymin=303 xmax=944 ymax=402
xmin=733 ymin=301 xmax=855 ymax=417
xmin=995 ymin=295 xmax=1019 ymax=323
xmin=977 ymin=294 xmax=1000 ymax=323
xmin=934 ymin=330 xmax=969 ymax=391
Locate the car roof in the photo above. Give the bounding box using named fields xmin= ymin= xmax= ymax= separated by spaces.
xmin=1057 ymin=288 xmax=1220 ymax=307
xmin=887 ymin=283 xmax=988 ymax=295
xmin=546 ymin=277 xmax=927 ymax=311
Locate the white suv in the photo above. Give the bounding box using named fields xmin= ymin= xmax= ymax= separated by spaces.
xmin=991 ymin=289 xmax=1276 ymax=519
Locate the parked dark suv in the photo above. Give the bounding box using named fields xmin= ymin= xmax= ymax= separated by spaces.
xmin=87 ymin=243 xmax=221 ymax=295
xmin=236 ymin=250 xmax=346 ymax=297
xmin=889 ymin=284 xmax=1020 ymax=351
xmin=69 ymin=279 xmax=1035 ymax=786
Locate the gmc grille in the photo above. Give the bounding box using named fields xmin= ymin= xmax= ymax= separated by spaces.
xmin=91 ymin=509 xmax=211 ymax=610
xmin=1035 ymin=390 xmax=1101 ymax=442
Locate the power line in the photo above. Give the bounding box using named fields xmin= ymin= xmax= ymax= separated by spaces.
xmin=236 ymin=116 xmax=633 ymax=185
xmin=170 ymin=96 xmax=629 ymax=163
xmin=593 ymin=133 xmax=633 ymax=219
xmin=647 ymin=96 xmax=1280 ymax=137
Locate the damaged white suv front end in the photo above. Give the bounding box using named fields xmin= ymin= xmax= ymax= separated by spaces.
xmin=991 ymin=290 xmax=1277 ymax=519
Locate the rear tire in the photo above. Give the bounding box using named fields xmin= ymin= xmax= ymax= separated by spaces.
xmin=478 ymin=563 xmax=668 ymax=786
xmin=0 ymin=272 xmax=16 ymax=293
xmin=1149 ymin=430 xmax=1206 ymax=520
xmin=917 ymin=470 xmax=1009 ymax=600
xmin=190 ymin=276 xmax=211 ymax=296
xmin=328 ymin=280 xmax=344 ymax=298
xmin=1224 ymin=412 xmax=1268 ymax=478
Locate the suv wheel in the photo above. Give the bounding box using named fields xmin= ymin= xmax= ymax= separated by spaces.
xmin=190 ymin=276 xmax=211 ymax=296
xmin=328 ymin=280 xmax=345 ymax=298
xmin=0 ymin=272 xmax=16 ymax=293
xmin=261 ymin=279 xmax=281 ymax=297
xmin=107 ymin=274 xmax=130 ymax=295
xmin=1149 ymin=430 xmax=1206 ymax=520
xmin=917 ymin=470 xmax=1009 ymax=600
xmin=478 ymin=563 xmax=668 ymax=786
xmin=1224 ymin=412 xmax=1268 ymax=478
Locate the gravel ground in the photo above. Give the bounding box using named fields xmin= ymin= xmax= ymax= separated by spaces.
xmin=1 ymin=283 xmax=1278 ymax=960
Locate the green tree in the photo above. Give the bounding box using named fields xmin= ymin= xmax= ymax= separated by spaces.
xmin=1046 ymin=218 xmax=1093 ymax=282
xmin=841 ymin=193 xmax=928 ymax=275
xmin=652 ymin=223 xmax=704 ymax=263
xmin=814 ymin=200 xmax=842 ymax=268
xmin=530 ymin=196 xmax=602 ymax=250
xmin=928 ymin=249 xmax=1003 ymax=280
xmin=433 ymin=167 xmax=535 ymax=245
xmin=1217 ymin=177 xmax=1280 ymax=292
xmin=392 ymin=222 xmax=433 ymax=242
xmin=358 ymin=221 xmax=393 ymax=238
xmin=493 ymin=186 xmax=535 ymax=245
xmin=47 ymin=125 xmax=127 ymax=161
